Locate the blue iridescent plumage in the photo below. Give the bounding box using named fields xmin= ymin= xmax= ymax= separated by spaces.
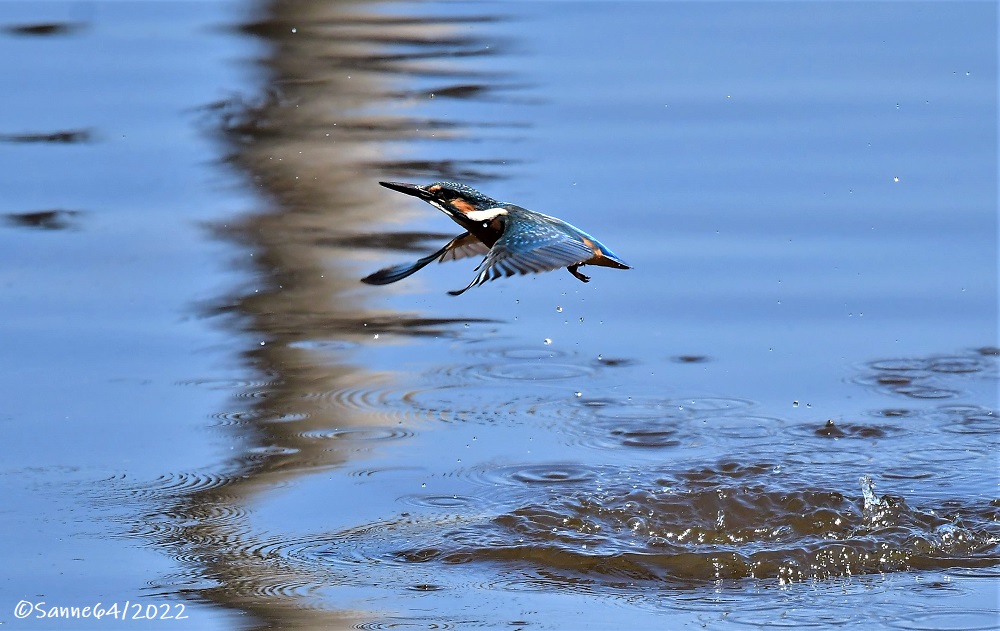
xmin=362 ymin=181 xmax=629 ymax=295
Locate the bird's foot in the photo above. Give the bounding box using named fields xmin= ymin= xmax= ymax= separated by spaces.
xmin=568 ymin=265 xmax=590 ymax=283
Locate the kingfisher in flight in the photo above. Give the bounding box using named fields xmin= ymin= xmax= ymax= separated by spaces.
xmin=362 ymin=181 xmax=630 ymax=295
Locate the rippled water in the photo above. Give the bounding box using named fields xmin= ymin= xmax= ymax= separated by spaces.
xmin=2 ymin=1 xmax=997 ymax=630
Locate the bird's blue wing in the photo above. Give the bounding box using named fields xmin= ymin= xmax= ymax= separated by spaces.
xmin=449 ymin=214 xmax=593 ymax=295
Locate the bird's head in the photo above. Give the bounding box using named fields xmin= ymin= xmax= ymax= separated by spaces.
xmin=379 ymin=181 xmax=505 ymax=223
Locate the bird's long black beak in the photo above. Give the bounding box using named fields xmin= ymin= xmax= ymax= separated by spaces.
xmin=379 ymin=181 xmax=434 ymax=200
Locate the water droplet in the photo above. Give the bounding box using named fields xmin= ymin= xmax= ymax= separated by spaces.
xmin=291 ymin=27 xmax=297 ymax=33
xmin=574 ymin=391 xmax=582 ymax=397
xmin=792 ymin=400 xmax=799 ymax=408
xmin=860 ymin=475 xmax=882 ymax=510
xmin=543 ymin=338 xmax=552 ymax=345
xmin=556 ymin=306 xmax=563 ymax=313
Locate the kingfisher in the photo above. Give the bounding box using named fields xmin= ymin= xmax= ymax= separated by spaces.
xmin=362 ymin=181 xmax=630 ymax=295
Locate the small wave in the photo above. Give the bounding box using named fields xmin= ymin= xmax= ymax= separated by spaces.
xmin=884 ymin=610 xmax=1000 ymax=631
xmin=354 ymin=619 xmax=456 ymax=630
xmin=302 ymin=467 xmax=999 ymax=588
xmin=297 ymin=427 xmax=414 ymax=442
xmin=855 ymin=351 xmax=996 ymax=400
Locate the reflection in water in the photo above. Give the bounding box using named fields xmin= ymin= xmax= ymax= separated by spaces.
xmin=372 ymin=158 xmax=518 ymax=181
xmin=0 ymin=129 xmax=93 ymax=143
xmin=302 ymin=465 xmax=998 ymax=588
xmin=114 ymin=2 xmax=1000 ymax=629
xmin=126 ymin=2 xmax=516 ymax=628
xmin=3 ymin=22 xmax=84 ymax=36
xmin=3 ymin=209 xmax=82 ymax=230
xmin=855 ymin=348 xmax=999 ymax=400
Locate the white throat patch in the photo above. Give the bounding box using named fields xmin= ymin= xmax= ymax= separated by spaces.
xmin=464 ymin=207 xmax=508 ymax=222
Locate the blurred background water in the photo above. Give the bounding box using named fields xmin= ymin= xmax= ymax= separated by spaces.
xmin=0 ymin=1 xmax=996 ymax=630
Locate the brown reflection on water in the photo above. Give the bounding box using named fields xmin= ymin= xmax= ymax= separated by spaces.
xmin=135 ymin=3 xmax=512 ymax=628
xmin=4 ymin=22 xmax=84 ymax=36
xmin=3 ymin=209 xmax=83 ymax=230
xmin=0 ymin=129 xmax=93 ymax=143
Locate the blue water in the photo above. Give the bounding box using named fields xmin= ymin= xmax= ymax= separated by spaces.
xmin=0 ymin=2 xmax=256 ymax=629
xmin=370 ymin=0 xmax=997 ymax=422
xmin=0 ymin=1 xmax=996 ymax=630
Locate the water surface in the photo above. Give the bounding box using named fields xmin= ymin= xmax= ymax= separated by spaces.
xmin=1 ymin=1 xmax=996 ymax=630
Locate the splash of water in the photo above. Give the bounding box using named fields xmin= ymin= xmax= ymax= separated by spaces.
xmin=859 ymin=475 xmax=882 ymax=512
